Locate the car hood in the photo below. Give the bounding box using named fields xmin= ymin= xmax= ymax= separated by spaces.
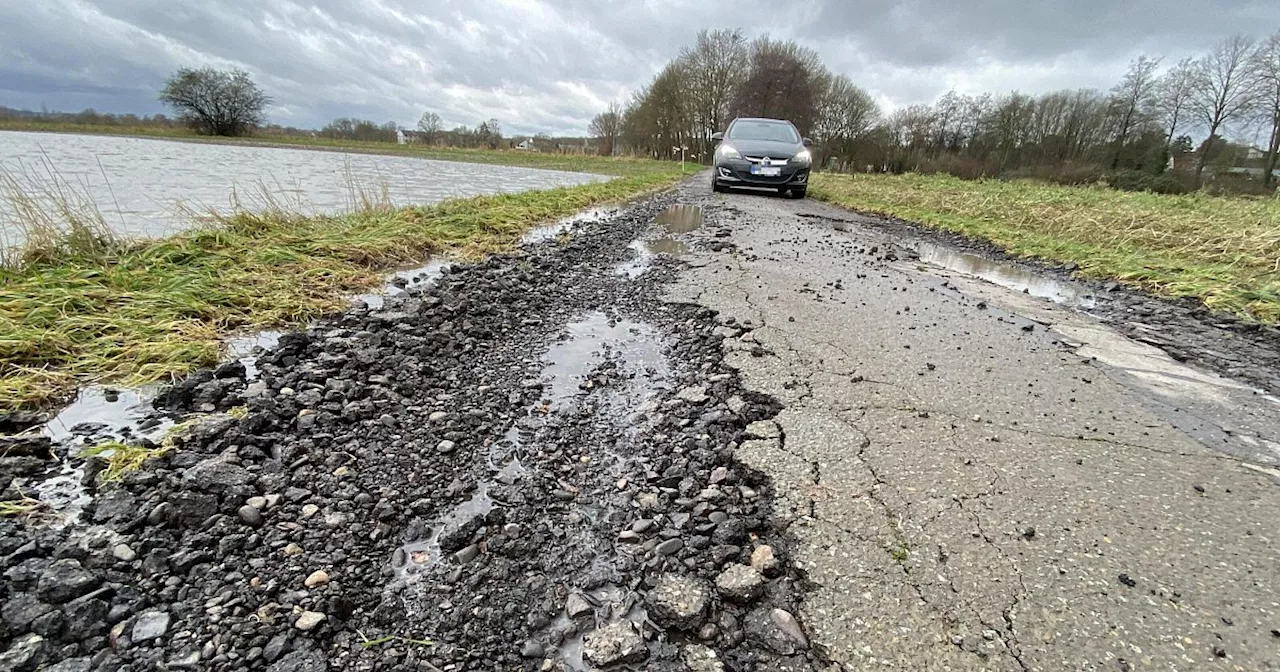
xmin=722 ymin=139 xmax=802 ymax=159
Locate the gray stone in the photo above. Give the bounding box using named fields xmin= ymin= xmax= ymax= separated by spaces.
xmin=131 ymin=610 xmax=171 ymax=642
xmin=677 ymin=386 xmax=709 ymax=404
xmin=744 ymin=420 xmax=781 ymax=440
xmin=750 ymin=545 xmax=779 ymax=575
xmin=112 ymin=544 xmax=137 ymax=562
xmin=0 ymin=634 xmax=48 ymax=672
xmin=746 ymin=607 xmax=809 ymax=655
xmin=565 ymin=593 xmax=593 ymax=618
xmin=519 ymin=639 xmax=544 ymax=658
xmin=582 ymin=620 xmax=647 ymax=666
xmin=654 ymin=538 xmax=684 ymax=556
xmin=682 ymin=644 xmax=725 ymax=672
xmin=715 ymin=564 xmax=765 ymax=603
xmin=1 ymin=593 xmax=53 ymax=630
xmin=646 ymin=574 xmax=711 ymax=631
xmin=44 ymin=657 xmax=93 ymax=672
xmin=454 ymin=544 xmax=480 ymax=564
xmin=237 ymin=504 xmax=264 ymax=527
xmin=182 ymin=456 xmax=254 ymax=498
xmin=263 ymin=633 xmax=292 ymax=662
xmin=36 ymin=559 xmax=99 ymax=605
xmin=436 ymin=440 xmax=457 ymax=454
xmin=294 ymin=611 xmax=325 ymax=631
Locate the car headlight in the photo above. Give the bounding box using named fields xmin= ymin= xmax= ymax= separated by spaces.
xmin=717 ymin=144 xmax=742 ymax=160
xmin=790 ymin=150 xmax=812 ymax=166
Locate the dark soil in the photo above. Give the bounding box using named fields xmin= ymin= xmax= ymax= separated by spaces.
xmin=0 ymin=191 xmax=827 ymax=671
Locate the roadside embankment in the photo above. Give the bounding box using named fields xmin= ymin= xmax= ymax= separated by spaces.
xmin=1 ymin=164 xmax=685 ymax=412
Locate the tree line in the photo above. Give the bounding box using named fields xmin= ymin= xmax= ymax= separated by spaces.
xmin=598 ymin=29 xmax=1280 ymax=189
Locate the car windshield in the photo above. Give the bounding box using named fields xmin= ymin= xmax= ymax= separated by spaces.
xmin=728 ymin=121 xmax=800 ymax=143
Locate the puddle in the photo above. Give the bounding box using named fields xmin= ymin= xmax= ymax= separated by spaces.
xmin=613 ymin=240 xmax=653 ymax=279
xmin=226 ymin=330 xmax=282 ymax=381
xmin=523 ymin=207 xmax=622 ymax=245
xmin=914 ymin=243 xmax=1097 ymax=308
xmin=42 ymin=386 xmax=171 ymax=445
xmin=542 ymin=312 xmax=669 ymax=408
xmin=654 ymin=204 xmax=703 ymax=233
xmin=539 ymin=583 xmax=655 ymax=671
xmin=355 ymin=260 xmax=449 ymax=309
xmin=392 ymin=482 xmax=495 ymax=579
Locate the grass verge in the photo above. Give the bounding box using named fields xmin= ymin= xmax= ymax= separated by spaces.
xmin=1 ymin=163 xmax=687 ymax=411
xmin=809 ymin=172 xmax=1280 ymax=323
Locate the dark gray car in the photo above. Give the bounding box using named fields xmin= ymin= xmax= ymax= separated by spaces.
xmin=711 ymin=117 xmax=812 ymax=198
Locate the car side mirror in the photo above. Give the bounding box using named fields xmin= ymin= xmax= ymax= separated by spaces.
xmin=711 ymin=132 xmax=724 ymax=142
xmin=802 ymin=137 xmax=813 ymax=147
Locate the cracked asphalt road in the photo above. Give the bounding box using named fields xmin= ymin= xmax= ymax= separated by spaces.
xmin=664 ymin=174 xmax=1280 ymax=671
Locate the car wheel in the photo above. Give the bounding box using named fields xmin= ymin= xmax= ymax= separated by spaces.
xmin=791 ymin=188 xmax=807 ymax=199
xmin=712 ymin=176 xmax=726 ymax=193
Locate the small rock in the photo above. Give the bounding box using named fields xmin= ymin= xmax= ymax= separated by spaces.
xmin=750 ymin=545 xmax=778 ymax=575
xmin=647 ymin=574 xmax=712 ymax=631
xmin=331 ymin=466 xmax=349 ymax=477
xmin=247 ymin=496 xmax=268 ymax=510
xmin=715 ymin=564 xmax=765 ymax=602
xmin=237 ymin=504 xmax=264 ymax=527
xmin=283 ymin=543 xmax=303 ymax=556
xmin=294 ymin=611 xmax=326 ymax=631
xmin=112 ymin=544 xmax=137 ymax=563
xmin=36 ymin=559 xmax=99 ymax=604
xmin=1117 ymin=573 xmax=1137 ymax=587
xmin=744 ymin=420 xmax=780 ymax=440
xmin=0 ymin=633 xmax=47 ymax=671
xmin=682 ymin=644 xmax=725 ymax=672
xmin=676 ymin=386 xmax=709 ymax=404
xmin=304 ymin=571 xmax=329 ymax=588
xmin=654 ymin=538 xmax=684 ymax=556
xmin=582 ymin=620 xmax=647 ymax=666
xmin=436 ymin=440 xmax=457 ymax=454
xmin=454 ymin=544 xmax=480 ymax=564
xmin=132 ymin=610 xmax=171 ymax=642
xmin=565 ymin=593 xmax=593 ymax=618
xmin=520 ymin=639 xmax=544 ymax=659
xmin=428 ymin=411 xmax=448 ymax=423
xmin=301 ymin=504 xmax=320 ymax=519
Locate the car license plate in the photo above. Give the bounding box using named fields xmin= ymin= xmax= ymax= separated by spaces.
xmin=751 ymin=166 xmax=781 ymax=176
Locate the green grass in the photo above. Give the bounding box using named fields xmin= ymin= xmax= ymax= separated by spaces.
xmin=1 ymin=160 xmax=686 ymax=411
xmin=0 ymin=121 xmax=665 ymax=177
xmin=80 ymin=440 xmax=171 ymax=483
xmin=810 ymin=172 xmax=1280 ymax=323
xmin=0 ymin=496 xmax=47 ymax=519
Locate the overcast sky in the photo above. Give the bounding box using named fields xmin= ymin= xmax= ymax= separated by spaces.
xmin=2 ymin=0 xmax=1278 ymax=138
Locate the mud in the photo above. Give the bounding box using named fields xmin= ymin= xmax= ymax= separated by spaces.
xmin=0 ymin=188 xmax=825 ymax=672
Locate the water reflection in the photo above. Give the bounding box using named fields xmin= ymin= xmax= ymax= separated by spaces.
xmin=915 ymin=243 xmax=1097 ymax=308
xmin=0 ymin=131 xmax=610 ymax=246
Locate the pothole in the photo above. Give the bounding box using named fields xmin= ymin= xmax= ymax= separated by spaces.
xmin=914 ymin=242 xmax=1097 ymax=308
xmin=542 ymin=312 xmax=669 ymax=410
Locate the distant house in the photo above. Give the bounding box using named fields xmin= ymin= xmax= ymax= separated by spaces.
xmin=515 ymin=138 xmax=538 ymax=151
xmin=397 ymin=129 xmax=429 ymax=145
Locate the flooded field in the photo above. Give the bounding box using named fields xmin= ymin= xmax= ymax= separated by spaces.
xmin=0 ymin=131 xmax=609 ymax=246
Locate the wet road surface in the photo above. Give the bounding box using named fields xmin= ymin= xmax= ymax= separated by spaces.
xmin=666 ymin=175 xmax=1280 ymax=670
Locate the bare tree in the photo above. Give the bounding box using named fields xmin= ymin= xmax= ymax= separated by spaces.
xmin=417 ymin=111 xmax=442 ymax=144
xmin=1250 ymin=32 xmax=1280 ymax=186
xmin=1156 ymin=58 xmax=1197 ymax=146
xmin=681 ymin=29 xmax=749 ymax=155
xmin=159 ymin=67 xmax=270 ymax=136
xmin=475 ymin=118 xmax=502 ymax=149
xmin=1107 ymin=55 xmax=1162 ymax=167
xmin=815 ymin=75 xmax=880 ymax=168
xmin=588 ymin=102 xmax=623 ymax=156
xmin=1189 ymin=35 xmax=1259 ymax=182
xmin=731 ymin=36 xmax=829 ymax=135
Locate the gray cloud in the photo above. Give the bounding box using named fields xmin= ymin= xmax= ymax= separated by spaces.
xmin=2 ymin=0 xmax=1277 ymax=136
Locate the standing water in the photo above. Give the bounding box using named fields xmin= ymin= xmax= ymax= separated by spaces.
xmin=0 ymin=131 xmax=610 ymax=247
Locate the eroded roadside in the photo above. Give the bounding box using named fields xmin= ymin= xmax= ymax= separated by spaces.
xmin=670 ymin=178 xmax=1280 ymax=671
xmin=0 ymin=188 xmax=831 ymax=671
